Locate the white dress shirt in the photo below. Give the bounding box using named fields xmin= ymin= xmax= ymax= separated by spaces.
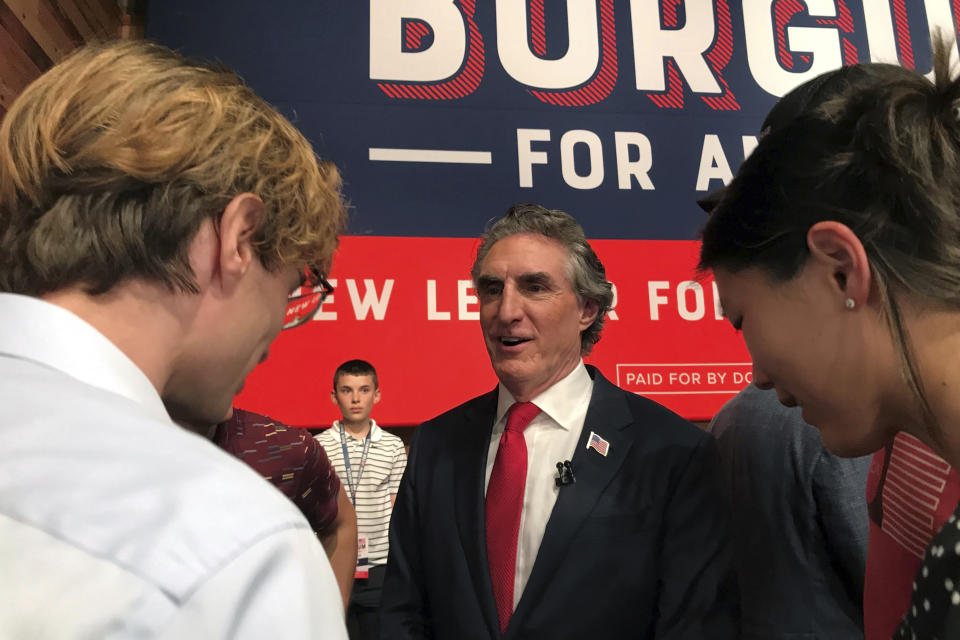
xmin=484 ymin=362 xmax=593 ymax=607
xmin=0 ymin=293 xmax=346 ymax=639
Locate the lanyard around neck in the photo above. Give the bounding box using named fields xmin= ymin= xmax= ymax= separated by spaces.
xmin=339 ymin=424 xmax=372 ymax=506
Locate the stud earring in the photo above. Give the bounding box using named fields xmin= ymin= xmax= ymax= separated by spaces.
xmin=844 ymin=298 xmax=856 ymax=310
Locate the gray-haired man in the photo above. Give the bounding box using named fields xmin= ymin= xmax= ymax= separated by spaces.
xmin=382 ymin=203 xmax=738 ymax=639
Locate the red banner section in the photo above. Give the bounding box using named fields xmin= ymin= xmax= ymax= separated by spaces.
xmin=235 ymin=236 xmax=752 ymax=427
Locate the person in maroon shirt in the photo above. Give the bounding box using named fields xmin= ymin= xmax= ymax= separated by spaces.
xmin=214 ymin=408 xmax=358 ymax=607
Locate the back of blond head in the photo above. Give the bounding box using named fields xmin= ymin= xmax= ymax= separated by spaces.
xmin=0 ymin=39 xmax=345 ymax=295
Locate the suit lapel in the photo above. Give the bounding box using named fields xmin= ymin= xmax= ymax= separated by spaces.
xmin=453 ymin=388 xmax=501 ymax=639
xmin=508 ymin=368 xmax=633 ymax=634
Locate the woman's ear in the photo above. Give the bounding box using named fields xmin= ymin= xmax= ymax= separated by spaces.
xmin=806 ymin=221 xmax=871 ymax=308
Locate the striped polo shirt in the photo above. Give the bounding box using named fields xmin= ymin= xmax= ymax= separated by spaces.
xmin=316 ymin=419 xmax=406 ymax=567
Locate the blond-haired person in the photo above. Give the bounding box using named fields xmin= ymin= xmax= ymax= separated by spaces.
xmin=0 ymin=41 xmax=347 ymax=638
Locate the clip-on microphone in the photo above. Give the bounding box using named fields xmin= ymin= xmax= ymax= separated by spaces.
xmin=555 ymin=460 xmax=576 ymax=487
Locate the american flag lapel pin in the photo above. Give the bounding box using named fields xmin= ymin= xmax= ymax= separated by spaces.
xmin=587 ymin=431 xmax=609 ymax=457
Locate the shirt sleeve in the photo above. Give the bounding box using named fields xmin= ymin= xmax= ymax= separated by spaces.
xmin=811 ymin=450 xmax=871 ymax=607
xmin=157 ymin=527 xmax=347 ymax=639
xmin=894 ymin=503 xmax=960 ymax=638
xmin=389 ymin=438 xmax=407 ymax=495
xmin=294 ymin=434 xmax=342 ymax=537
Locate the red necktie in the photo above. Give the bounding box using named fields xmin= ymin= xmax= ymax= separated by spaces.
xmin=486 ymin=401 xmax=541 ymax=635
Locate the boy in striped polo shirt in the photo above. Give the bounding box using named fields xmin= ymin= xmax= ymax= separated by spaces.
xmin=316 ymin=360 xmax=407 ymax=640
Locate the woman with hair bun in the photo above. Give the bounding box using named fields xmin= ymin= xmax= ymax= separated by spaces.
xmin=699 ymin=36 xmax=960 ymax=638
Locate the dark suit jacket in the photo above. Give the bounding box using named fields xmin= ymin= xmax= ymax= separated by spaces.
xmin=381 ymin=366 xmax=738 ymax=639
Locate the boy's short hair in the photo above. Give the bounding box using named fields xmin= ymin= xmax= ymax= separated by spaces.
xmin=0 ymin=40 xmax=346 ymax=296
xmin=333 ymin=360 xmax=378 ymax=389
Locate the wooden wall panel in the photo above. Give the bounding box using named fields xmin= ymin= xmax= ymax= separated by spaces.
xmin=0 ymin=0 xmax=136 ymax=116
xmin=0 ymin=2 xmax=46 ymax=110
xmin=75 ymin=0 xmax=121 ymax=37
xmin=5 ymin=0 xmax=79 ymax=61
xmin=55 ymin=0 xmax=98 ymax=40
xmin=0 ymin=1 xmax=52 ymax=71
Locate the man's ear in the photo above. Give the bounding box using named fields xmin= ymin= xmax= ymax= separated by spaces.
xmin=578 ymin=299 xmax=600 ymax=332
xmin=330 ymin=389 xmax=338 ymax=405
xmin=217 ymin=193 xmax=265 ymax=293
xmin=806 ymin=221 xmax=871 ymax=307
xmin=373 ymin=388 xmax=382 ymax=405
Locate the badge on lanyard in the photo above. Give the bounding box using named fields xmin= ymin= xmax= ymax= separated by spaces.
xmin=355 ymin=533 xmax=369 ymax=579
xmin=340 ymin=424 xmax=373 ymax=578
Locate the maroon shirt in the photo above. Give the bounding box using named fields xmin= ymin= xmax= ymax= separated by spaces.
xmin=214 ymin=408 xmax=340 ymax=536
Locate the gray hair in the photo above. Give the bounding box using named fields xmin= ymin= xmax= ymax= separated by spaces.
xmin=471 ymin=203 xmax=614 ymax=355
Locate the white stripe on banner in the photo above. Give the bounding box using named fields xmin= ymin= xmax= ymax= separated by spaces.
xmin=369 ymin=148 xmax=493 ymax=164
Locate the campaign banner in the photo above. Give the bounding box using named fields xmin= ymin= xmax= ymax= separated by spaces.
xmin=235 ymin=235 xmax=748 ymax=425
xmin=147 ymin=1 xmax=956 ymax=424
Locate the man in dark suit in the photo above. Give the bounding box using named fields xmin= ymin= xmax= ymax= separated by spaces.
xmin=381 ymin=203 xmax=737 ymax=639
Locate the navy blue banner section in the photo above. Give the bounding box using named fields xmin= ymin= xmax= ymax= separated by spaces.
xmin=147 ymin=1 xmax=952 ymax=240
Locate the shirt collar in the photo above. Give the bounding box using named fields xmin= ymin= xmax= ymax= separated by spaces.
xmin=333 ymin=418 xmax=381 ymax=442
xmin=0 ymin=293 xmax=170 ymax=423
xmin=495 ymin=361 xmax=593 ymax=431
